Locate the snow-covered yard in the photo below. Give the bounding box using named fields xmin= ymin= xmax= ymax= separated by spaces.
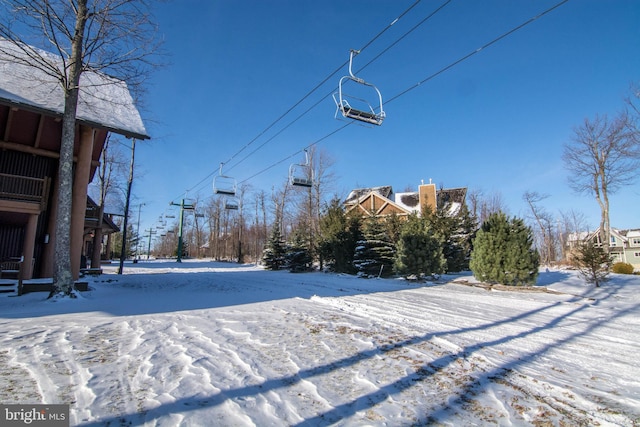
xmin=1 ymin=260 xmax=638 ymax=426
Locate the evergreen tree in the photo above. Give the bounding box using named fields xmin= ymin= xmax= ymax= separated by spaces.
xmin=449 ymin=203 xmax=477 ymax=272
xmin=286 ymin=230 xmax=313 ymax=273
xmin=470 ymin=212 xmax=539 ymax=286
xmin=262 ymin=223 xmax=286 ymax=270
xmin=384 ymin=212 xmax=404 ymax=244
xmin=318 ymin=199 xmax=359 ymax=274
xmin=112 ymin=222 xmax=137 ymax=260
xmin=394 ymin=214 xmax=446 ymax=280
xmin=574 ymin=241 xmax=611 ymax=287
xmin=423 ymin=203 xmax=477 ymax=273
xmin=353 ymin=217 xmax=395 ymax=278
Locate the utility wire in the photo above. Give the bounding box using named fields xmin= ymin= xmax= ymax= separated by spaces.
xmin=233 ymin=0 xmax=571 ymax=186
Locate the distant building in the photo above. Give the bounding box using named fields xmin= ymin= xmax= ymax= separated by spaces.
xmin=344 ymin=182 xmax=467 ymax=219
xmin=567 ymin=227 xmax=640 ymax=271
xmin=0 ymin=38 xmax=149 ymax=280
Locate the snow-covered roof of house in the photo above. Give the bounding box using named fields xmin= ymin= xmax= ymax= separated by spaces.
xmin=620 ymin=229 xmax=640 ymax=238
xmin=345 ymin=186 xmax=393 ymax=205
xmin=0 ymin=38 xmax=148 ymax=139
xmin=437 ymin=187 xmax=467 ymax=207
xmin=394 ymin=192 xmax=420 ymax=213
xmin=345 ymin=185 xmax=468 ymax=216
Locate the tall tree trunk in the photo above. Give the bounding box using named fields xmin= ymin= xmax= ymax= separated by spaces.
xmin=118 ymin=139 xmax=136 ymax=273
xmin=594 ymin=171 xmax=609 ymax=252
xmin=51 ymin=0 xmax=88 ymax=296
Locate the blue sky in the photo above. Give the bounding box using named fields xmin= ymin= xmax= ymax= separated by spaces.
xmin=131 ymin=0 xmax=639 ymax=234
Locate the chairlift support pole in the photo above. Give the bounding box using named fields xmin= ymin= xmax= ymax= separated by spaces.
xmin=348 ymin=49 xmax=364 ymax=83
xmin=170 ymin=198 xmax=195 ymax=262
xmin=145 ymin=228 xmax=157 ymax=261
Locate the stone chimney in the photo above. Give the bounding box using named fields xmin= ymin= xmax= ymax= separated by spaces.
xmin=419 ymin=182 xmax=437 ymax=214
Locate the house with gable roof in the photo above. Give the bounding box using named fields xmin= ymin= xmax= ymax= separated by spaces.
xmin=344 ymin=181 xmax=467 ymax=220
xmin=588 ymin=227 xmax=640 ymax=271
xmin=567 ymin=227 xmax=640 ymax=271
xmin=0 ymin=38 xmax=149 ymax=283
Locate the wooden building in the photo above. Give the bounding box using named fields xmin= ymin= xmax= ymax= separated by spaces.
xmin=345 ymin=182 xmax=467 ymax=219
xmin=0 ymin=38 xmax=149 ymax=280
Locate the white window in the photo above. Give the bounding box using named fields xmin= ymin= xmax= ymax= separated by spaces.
xmin=635 ymin=252 xmax=640 ymax=258
xmin=633 ymin=238 xmax=640 ymax=245
xmin=610 ymin=236 xmax=617 ymax=246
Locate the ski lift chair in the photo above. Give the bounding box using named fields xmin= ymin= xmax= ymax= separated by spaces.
xmin=224 ymin=196 xmax=239 ymax=210
xmin=289 ymin=150 xmax=313 ymax=188
xmin=213 ymin=163 xmax=237 ymax=196
xmin=333 ymin=49 xmax=385 ymax=126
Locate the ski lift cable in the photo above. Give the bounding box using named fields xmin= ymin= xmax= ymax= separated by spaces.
xmin=215 ymin=0 xmax=424 ymax=169
xmin=238 ymin=122 xmax=353 ymax=185
xmin=170 ymin=1 xmax=434 ymax=204
xmin=354 ymin=0 xmax=452 ymax=75
xmin=173 ymin=0 xmax=568 ymax=201
xmin=168 ymin=1 xmax=424 ymax=203
xmin=217 ymin=1 xmax=421 ymax=168
xmin=387 ymin=0 xmax=571 ymax=105
xmin=224 ymin=0 xmax=451 ymax=174
xmin=234 ymin=0 xmax=571 ymax=186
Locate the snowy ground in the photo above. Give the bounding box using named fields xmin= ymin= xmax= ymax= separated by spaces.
xmin=0 ymin=260 xmax=638 ymax=426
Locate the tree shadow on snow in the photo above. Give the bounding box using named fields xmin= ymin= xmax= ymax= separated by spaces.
xmin=2 ymin=265 xmax=432 ymax=318
xmin=75 ymin=284 xmax=640 ymax=427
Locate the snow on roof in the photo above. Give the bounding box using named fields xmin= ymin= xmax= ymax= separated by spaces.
xmin=345 ymin=186 xmax=393 ymax=204
xmin=394 ymin=192 xmax=420 ymax=213
xmin=620 ymin=229 xmax=640 ymax=238
xmin=0 ymin=38 xmax=148 ymax=139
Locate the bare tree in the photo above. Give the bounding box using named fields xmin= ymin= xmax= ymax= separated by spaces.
xmin=522 ymin=191 xmax=558 ymax=265
xmin=563 ymin=112 xmax=640 ymax=252
xmin=289 ymin=147 xmax=337 ymax=261
xmin=272 ymin=180 xmax=291 ymax=240
xmin=467 ymin=189 xmax=508 ymax=226
xmin=0 ymin=0 xmax=161 ymax=295
xmin=558 ymin=209 xmax=588 ymax=264
xmin=89 ymin=135 xmax=125 ymax=268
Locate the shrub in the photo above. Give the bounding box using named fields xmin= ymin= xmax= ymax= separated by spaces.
xmin=574 ymin=242 xmax=611 ymax=287
xmin=394 ymin=214 xmax=446 ymax=280
xmin=611 ymin=262 xmax=634 ymax=275
xmin=353 ymin=217 xmax=395 ymax=278
xmin=470 ymin=212 xmax=539 ymax=286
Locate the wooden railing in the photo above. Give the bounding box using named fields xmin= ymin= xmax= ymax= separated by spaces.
xmin=0 ymin=257 xmax=23 ymax=296
xmin=0 ymin=173 xmax=50 ymax=210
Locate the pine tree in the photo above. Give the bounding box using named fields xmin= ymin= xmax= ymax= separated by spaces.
xmin=394 ymin=214 xmax=446 ymax=280
xmin=286 ymin=230 xmax=313 ymax=272
xmin=574 ymin=241 xmax=611 ymax=287
xmin=263 ymin=223 xmax=286 ymax=270
xmin=353 ymin=217 xmax=395 ymax=278
xmin=470 ymin=212 xmax=539 ymax=286
xmin=318 ymin=199 xmax=359 ymax=273
xmin=423 ymin=203 xmax=477 ymax=273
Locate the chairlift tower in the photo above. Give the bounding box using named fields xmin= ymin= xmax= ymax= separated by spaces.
xmin=169 ymin=198 xmax=195 ymax=262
